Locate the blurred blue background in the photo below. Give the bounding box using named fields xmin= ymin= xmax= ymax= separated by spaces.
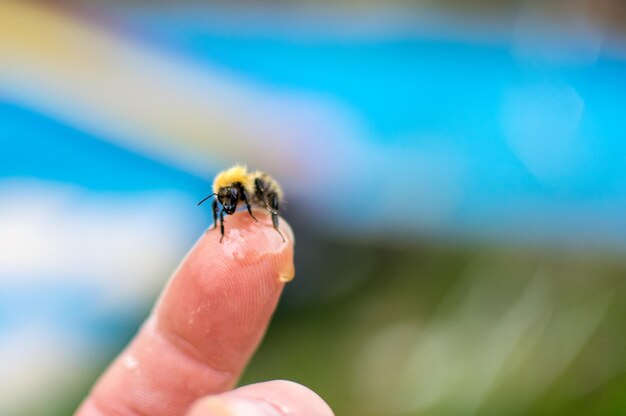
xmin=2 ymin=1 xmax=626 ymax=414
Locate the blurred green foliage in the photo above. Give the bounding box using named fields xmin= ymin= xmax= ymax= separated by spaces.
xmin=243 ymin=238 xmax=626 ymax=415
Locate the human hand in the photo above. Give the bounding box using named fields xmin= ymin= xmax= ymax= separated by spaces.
xmin=76 ymin=212 xmax=333 ymax=415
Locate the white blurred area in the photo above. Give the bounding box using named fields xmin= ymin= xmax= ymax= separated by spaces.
xmin=0 ymin=179 xmax=199 ymax=306
xmin=0 ymin=179 xmax=201 ymax=414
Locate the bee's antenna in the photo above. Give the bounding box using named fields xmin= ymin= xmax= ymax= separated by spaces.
xmin=197 ymin=193 xmax=217 ymax=206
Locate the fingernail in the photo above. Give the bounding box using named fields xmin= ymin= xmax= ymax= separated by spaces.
xmin=189 ymin=398 xmax=233 ymax=416
xmin=189 ymin=397 xmax=282 ymax=416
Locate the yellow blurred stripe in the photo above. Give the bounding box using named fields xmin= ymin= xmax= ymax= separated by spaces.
xmin=0 ymin=1 xmax=301 ymax=174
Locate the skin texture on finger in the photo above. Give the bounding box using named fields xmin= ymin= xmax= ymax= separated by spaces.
xmin=187 ymin=380 xmax=334 ymax=416
xmin=77 ymin=211 xmax=294 ymax=416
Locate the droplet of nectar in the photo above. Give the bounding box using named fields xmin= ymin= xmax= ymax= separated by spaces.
xmin=278 ymin=263 xmax=295 ymax=283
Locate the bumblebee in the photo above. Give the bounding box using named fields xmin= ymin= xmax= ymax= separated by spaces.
xmin=198 ymin=165 xmax=285 ymax=242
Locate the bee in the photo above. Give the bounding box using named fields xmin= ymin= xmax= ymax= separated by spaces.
xmin=198 ymin=165 xmax=285 ymax=243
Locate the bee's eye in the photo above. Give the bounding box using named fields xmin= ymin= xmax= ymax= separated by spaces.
xmin=230 ymin=188 xmax=239 ymax=198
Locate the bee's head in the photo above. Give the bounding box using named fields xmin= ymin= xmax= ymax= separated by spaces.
xmin=218 ymin=186 xmax=239 ymax=214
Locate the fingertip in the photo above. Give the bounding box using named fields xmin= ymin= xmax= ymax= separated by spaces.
xmin=156 ymin=210 xmax=295 ymax=370
xmin=187 ymin=380 xmax=334 ymax=416
xmin=187 ymin=397 xmax=270 ymax=416
xmin=245 ymin=380 xmax=333 ymax=415
xmin=186 ymin=398 xmax=229 ymax=416
xmin=196 ymin=210 xmax=294 ymax=283
xmin=205 ymin=209 xmax=294 ymax=244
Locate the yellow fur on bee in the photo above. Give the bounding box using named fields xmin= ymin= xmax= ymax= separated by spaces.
xmin=212 ymin=164 xmax=254 ymax=193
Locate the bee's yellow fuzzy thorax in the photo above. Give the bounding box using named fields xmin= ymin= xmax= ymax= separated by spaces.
xmin=213 ymin=164 xmax=254 ymax=193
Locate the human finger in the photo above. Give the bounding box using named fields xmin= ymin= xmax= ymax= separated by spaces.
xmin=77 ymin=211 xmax=295 ymax=416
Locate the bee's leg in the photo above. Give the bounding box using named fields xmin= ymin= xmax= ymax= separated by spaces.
xmin=211 ymin=199 xmax=219 ymax=230
xmin=219 ymin=209 xmax=226 ymax=243
xmin=266 ymin=202 xmax=279 ymax=215
xmin=270 ymin=193 xmax=285 ymax=242
xmin=271 ymin=214 xmax=284 ymax=242
xmin=241 ymin=189 xmax=257 ymax=221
